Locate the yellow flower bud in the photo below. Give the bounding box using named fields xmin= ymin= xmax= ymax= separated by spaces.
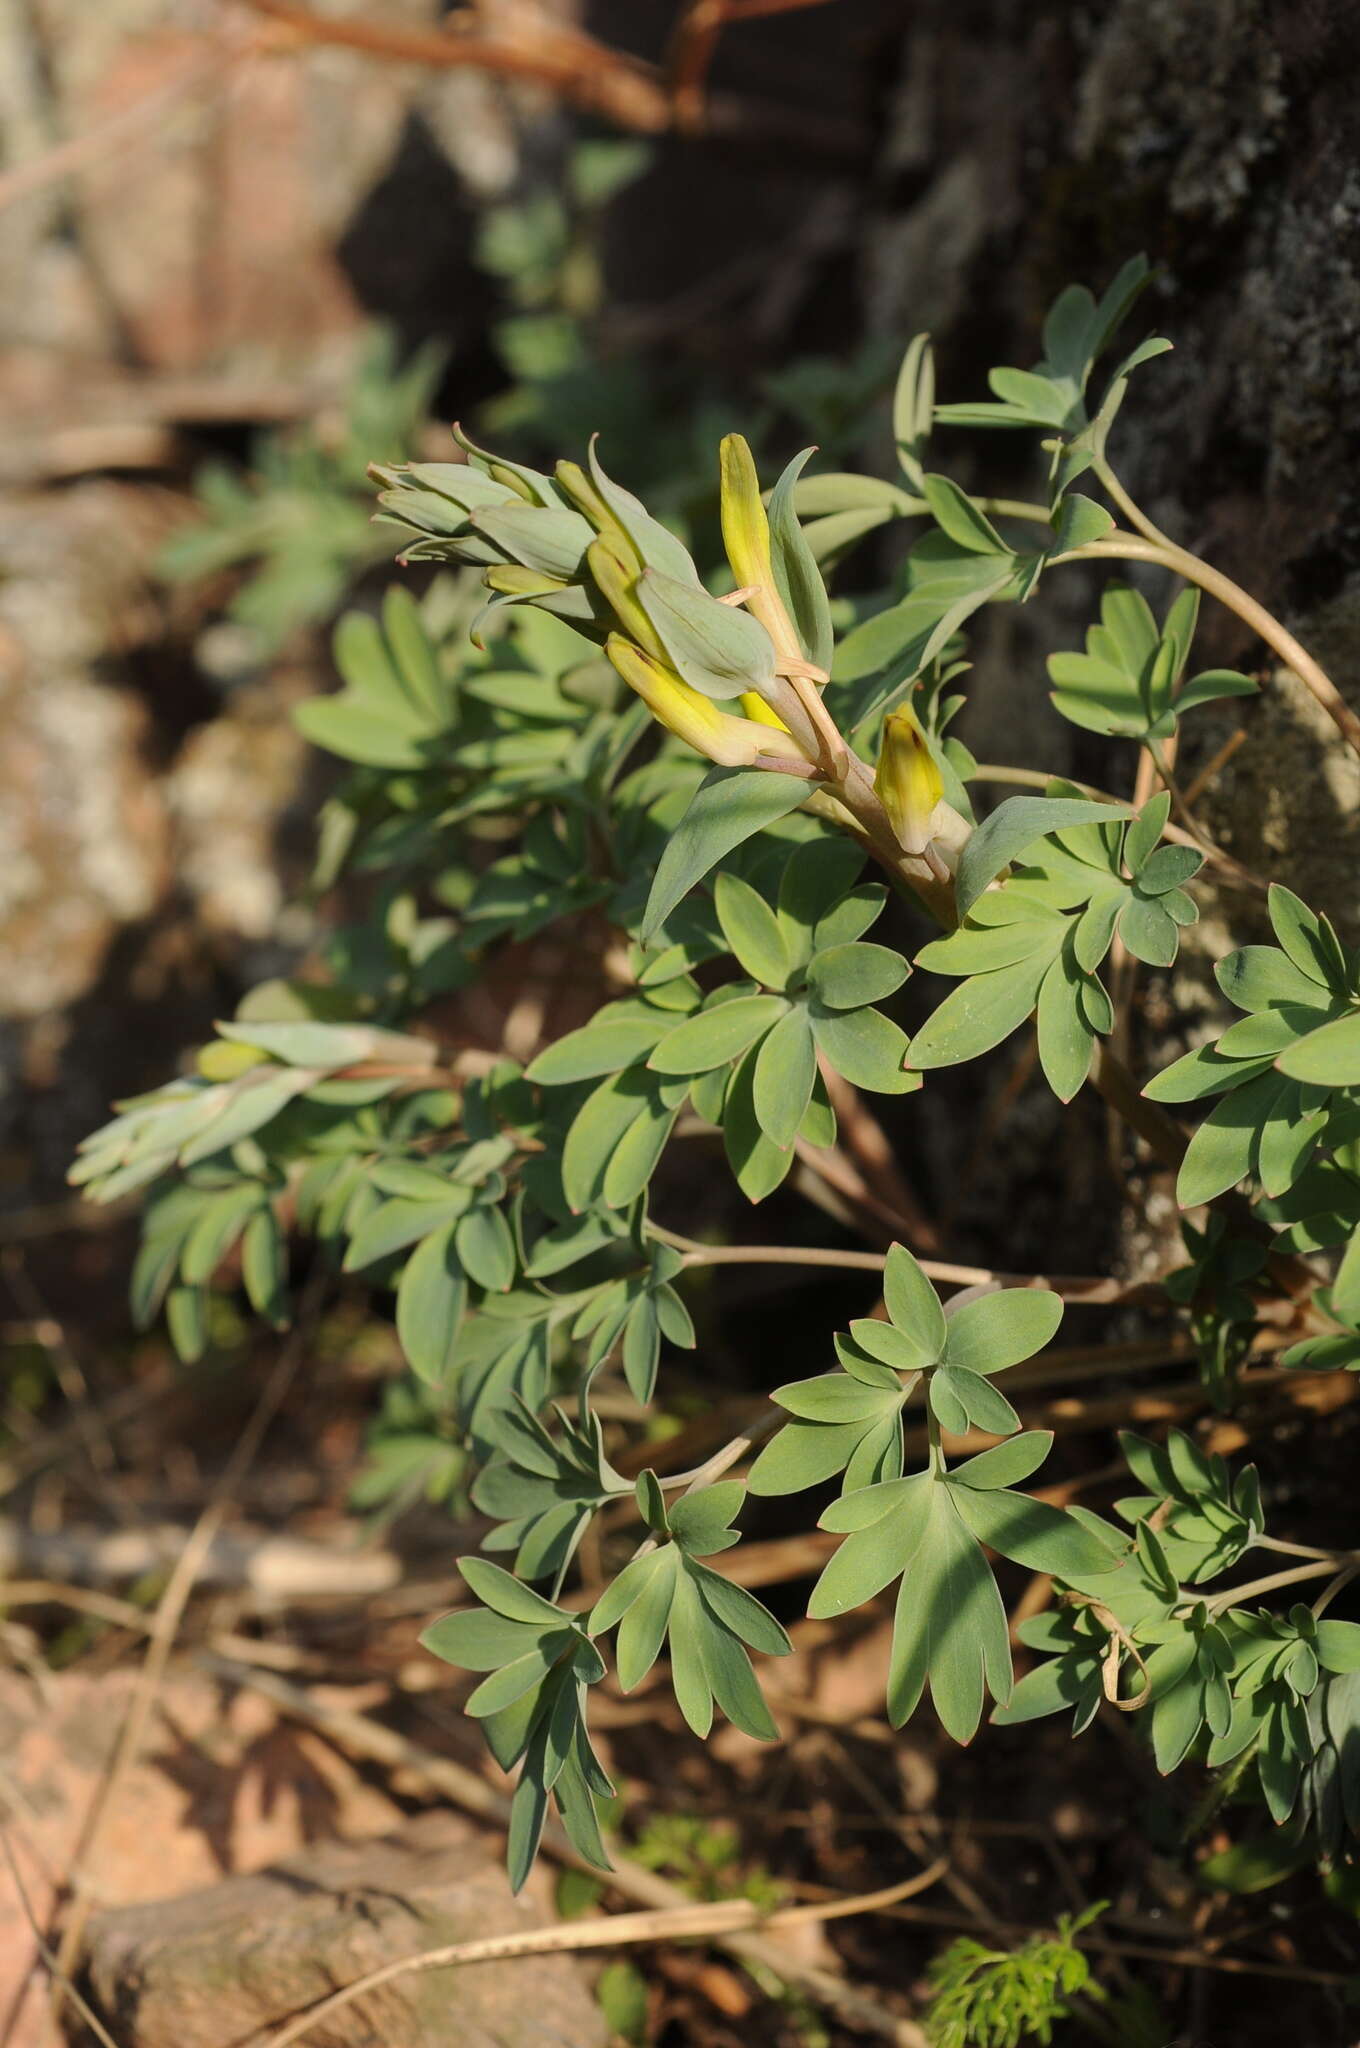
xmin=588 ymin=536 xmax=669 ymax=662
xmin=197 ymin=1040 xmax=269 ymax=1082
xmin=606 ymin=637 xmax=807 ymax=770
xmin=874 ymin=707 xmax=945 ymax=855
xmin=555 ymin=460 xmax=638 ymax=564
xmin=718 ymin=434 xmax=804 ymax=671
xmin=739 ymin=690 xmax=790 ymax=731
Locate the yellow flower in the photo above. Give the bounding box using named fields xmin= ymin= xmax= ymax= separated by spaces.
xmin=588 ymin=537 xmax=668 ymax=660
xmin=874 ymin=707 xmax=945 ymax=855
xmin=739 ymin=690 xmax=790 ymax=731
xmin=606 ymin=637 xmax=808 ymax=770
xmin=718 ymin=434 xmax=805 ymax=674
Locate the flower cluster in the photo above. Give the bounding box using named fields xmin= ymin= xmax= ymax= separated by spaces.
xmin=369 ymin=427 xmax=970 ymax=903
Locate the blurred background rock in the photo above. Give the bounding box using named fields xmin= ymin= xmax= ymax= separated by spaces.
xmin=1 ymin=0 xmax=1356 ymax=1244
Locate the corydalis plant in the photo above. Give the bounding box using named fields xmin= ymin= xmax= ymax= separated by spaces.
xmin=76 ymin=258 xmax=1360 ymax=1935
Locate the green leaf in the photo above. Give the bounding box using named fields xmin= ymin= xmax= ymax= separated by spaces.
xmin=180 ymin=1183 xmax=265 ymax=1286
xmin=643 ymin=769 xmax=809 ymax=943
xmin=602 ymin=1093 xmax=681 ymax=1208
xmin=952 ymin=1431 xmax=1054 ymax=1490
xmin=714 ymin=872 xmax=790 ymax=988
xmin=883 ymin=1243 xmax=947 ymax=1365
xmin=380 ymin=584 xmax=446 ymax=720
xmin=1050 ymin=492 xmax=1114 ymax=551
xmin=668 ymin=1480 xmax=745 ymax=1555
xmin=848 ymin=1318 xmax=930 ymax=1372
xmin=616 ymin=1556 xmax=677 ymax=1690
xmin=648 ymin=994 xmax=786 ymax=1075
xmin=1277 ymin=1013 xmax=1360 ymax=1087
xmin=507 ymin=1772 xmax=551 ymax=1895
xmin=459 ymin=1554 xmax=569 ymax=1625
xmin=166 ymin=1283 xmax=207 ymax=1363
xmin=893 ymin=332 xmax=934 ymax=489
xmin=810 ymin=1473 xmax=935 ymax=1620
xmin=694 ymin=1567 xmax=792 ymax=1657
xmin=907 ymin=950 xmax=1052 ymax=1070
xmin=1218 ymin=946 xmax=1327 ymax=1014
xmin=944 ymin=1289 xmax=1063 ymax=1373
xmin=527 ymin=1013 xmax=673 ymax=1083
xmin=343 ymin=1194 xmax=470 ymax=1271
xmin=456 ymin=1204 xmax=517 ymax=1292
xmin=721 ymin=1042 xmax=797 ymax=1202
xmin=1174 ymin=668 xmax=1259 ymax=714
xmin=887 ymin=1490 xmax=1011 ymax=1740
xmin=811 ymin=1003 xmax=916 ymax=1093
xmin=1267 ymin=884 xmax=1348 ymax=992
xmin=1316 ymin=1621 xmax=1360 ymax=1674
xmin=1143 ymin=1042 xmax=1272 ymax=1103
xmin=178 ymin=1068 xmax=317 ymax=1167
xmin=953 ymin=797 xmax=1131 ymax=920
xmin=950 ymin=1486 xmax=1121 ymax=1576
xmin=420 ymin=1606 xmax=539 ymax=1672
xmin=931 ymin=1364 xmax=1020 ymax=1436
xmin=772 ymin=1374 xmax=900 ymax=1422
xmin=239 ymin=1205 xmax=288 ymax=1326
xmin=562 ymin=1070 xmax=657 ymax=1213
xmin=806 ymin=943 xmax=909 ymax=1010
xmin=1334 ymin=1229 xmax=1360 ymax=1327
xmin=752 ymin=1006 xmax=817 ymax=1149
xmin=1036 ymin=953 xmax=1095 ymax=1101
xmin=597 ymin=1961 xmax=649 ymax=2043
xmin=1118 ymin=893 xmax=1180 ymax=969
xmin=748 ymin=1416 xmax=868 ymax=1495
xmin=474 ymin=504 xmax=593 ymax=579
xmin=767 ymin=447 xmax=834 ymax=672
xmin=1135 ymin=845 xmax=1203 ymax=896
xmin=921 ymin=476 xmax=1011 ymax=556
xmin=1177 ymin=1069 xmax=1289 ymax=1206
xmin=776 ymin=838 xmax=872 ymax=966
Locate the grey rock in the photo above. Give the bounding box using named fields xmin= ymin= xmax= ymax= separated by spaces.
xmin=84 ymin=1811 xmax=608 ymax=2048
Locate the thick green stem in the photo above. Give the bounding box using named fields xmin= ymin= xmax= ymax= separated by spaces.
xmin=1206 ymin=1557 xmax=1344 ymax=1616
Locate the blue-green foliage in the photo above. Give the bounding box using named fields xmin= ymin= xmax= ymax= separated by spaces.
xmin=79 ymin=260 xmax=1360 ymax=1907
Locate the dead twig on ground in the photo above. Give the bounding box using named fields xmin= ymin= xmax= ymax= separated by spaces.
xmin=0 ymin=1831 xmax=123 ymax=2048
xmin=254 ymin=1860 xmax=947 ymax=2048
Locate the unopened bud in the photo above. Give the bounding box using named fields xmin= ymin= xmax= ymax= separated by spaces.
xmin=874 ymin=707 xmax=945 ymax=856
xmin=606 ymin=637 xmax=808 ymax=770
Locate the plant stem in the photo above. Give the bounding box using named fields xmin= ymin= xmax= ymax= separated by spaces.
xmin=1313 ymin=1563 xmax=1359 ymax=1618
xmin=1252 ymin=1535 xmax=1340 ymax=1564
xmin=974 ymin=497 xmax=1054 ymax=526
xmin=660 ymin=1410 xmax=781 ymax=1491
xmin=1091 ymin=1042 xmax=1188 ymax=1170
xmin=1206 ymin=1558 xmax=1342 ymax=1616
xmin=1092 ymin=456 xmax=1178 ymax=553
xmin=649 ymin=1226 xmax=1152 ymax=1303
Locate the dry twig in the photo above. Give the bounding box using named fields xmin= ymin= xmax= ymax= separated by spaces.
xmin=254 ymin=1861 xmax=947 ymax=2048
